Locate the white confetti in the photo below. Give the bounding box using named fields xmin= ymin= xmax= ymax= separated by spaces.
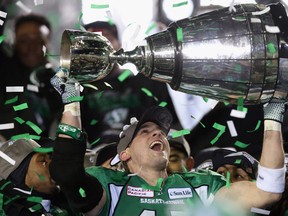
xmin=227 ymin=120 xmax=238 ymax=137
xmin=104 ymin=82 xmax=113 ymax=88
xmin=34 ymin=0 xmax=44 ymax=5
xmin=16 ymin=1 xmax=32 ymax=14
xmin=0 ymin=151 xmax=16 ymax=165
xmin=27 ymin=84 xmax=39 ymax=93
xmin=251 ymin=18 xmax=261 ymax=23
xmin=265 ymin=25 xmax=280 ymax=33
xmin=42 ymin=45 xmax=47 ymax=56
xmin=230 ymin=109 xmax=247 ymax=119
xmin=6 ymin=86 xmax=24 ymax=92
xmin=0 ymin=11 xmax=7 ymax=18
xmin=0 ymin=123 xmax=14 ymax=130
xmin=251 ymin=207 xmax=270 ymax=215
xmin=252 ymin=6 xmax=270 ymax=15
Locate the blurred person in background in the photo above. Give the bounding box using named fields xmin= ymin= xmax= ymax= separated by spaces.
xmin=0 ymin=138 xmax=80 ymax=215
xmin=0 ymin=13 xmax=62 ymax=140
xmin=194 ymin=147 xmax=259 ymax=183
xmin=167 ymin=128 xmax=194 ymax=174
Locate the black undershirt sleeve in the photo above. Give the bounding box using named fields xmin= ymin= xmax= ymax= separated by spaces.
xmin=49 ymin=137 xmax=103 ymax=213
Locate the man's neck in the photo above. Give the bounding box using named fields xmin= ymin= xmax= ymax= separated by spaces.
xmin=134 ymin=168 xmax=168 ymax=186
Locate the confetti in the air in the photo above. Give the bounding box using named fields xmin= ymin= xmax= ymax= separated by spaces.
xmin=0 ymin=123 xmax=14 ymax=130
xmin=227 ymin=120 xmax=237 ymax=137
xmin=250 ymin=207 xmax=270 ymax=215
xmin=16 ymin=1 xmax=32 ymax=13
xmin=34 ymin=0 xmax=44 ymax=5
xmin=6 ymin=86 xmax=24 ymax=93
xmin=0 ymin=11 xmax=7 ymax=26
xmin=234 ymin=140 xmax=249 ymax=148
xmin=176 ymin=27 xmax=183 ymax=42
xmin=211 ymin=123 xmax=226 ymax=145
xmin=0 ymin=151 xmax=16 ymax=165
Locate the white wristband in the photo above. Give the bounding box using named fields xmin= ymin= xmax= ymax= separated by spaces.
xmin=256 ymin=164 xmax=286 ymax=193
xmin=264 ymin=120 xmax=281 ymax=131
xmin=63 ymin=102 xmax=80 ymax=116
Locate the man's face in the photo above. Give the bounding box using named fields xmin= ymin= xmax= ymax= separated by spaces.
xmin=25 ymin=153 xmax=58 ymax=194
xmin=167 ymin=147 xmax=187 ymax=173
xmin=126 ymin=122 xmax=170 ymax=172
xmin=14 ymin=22 xmax=48 ymax=69
xmin=216 ymin=164 xmax=252 ymax=183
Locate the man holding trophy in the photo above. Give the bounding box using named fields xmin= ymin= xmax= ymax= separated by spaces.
xmin=49 ymin=2 xmax=287 ymax=215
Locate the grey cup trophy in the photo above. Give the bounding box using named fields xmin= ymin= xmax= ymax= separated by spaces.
xmin=60 ymin=3 xmax=288 ymax=105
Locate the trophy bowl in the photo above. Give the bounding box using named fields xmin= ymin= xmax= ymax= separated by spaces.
xmin=60 ymin=29 xmax=115 ymax=83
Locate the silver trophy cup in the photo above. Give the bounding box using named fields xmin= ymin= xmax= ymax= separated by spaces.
xmin=60 ymin=3 xmax=288 ymax=105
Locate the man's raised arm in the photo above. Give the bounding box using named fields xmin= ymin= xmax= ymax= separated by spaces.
xmin=215 ymin=101 xmax=286 ymax=211
xmin=48 ymin=68 xmax=106 ymax=214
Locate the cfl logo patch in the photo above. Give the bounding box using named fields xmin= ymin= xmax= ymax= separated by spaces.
xmin=0 ymin=11 xmax=7 ymax=26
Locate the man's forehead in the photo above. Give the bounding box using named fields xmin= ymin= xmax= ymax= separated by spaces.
xmin=139 ymin=121 xmax=161 ymax=129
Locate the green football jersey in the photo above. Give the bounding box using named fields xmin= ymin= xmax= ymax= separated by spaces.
xmin=86 ymin=167 xmax=226 ymax=216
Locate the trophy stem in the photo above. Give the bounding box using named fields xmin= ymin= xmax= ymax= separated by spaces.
xmin=110 ymin=47 xmax=146 ymax=72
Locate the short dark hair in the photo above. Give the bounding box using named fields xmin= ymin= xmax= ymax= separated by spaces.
xmin=15 ymin=13 xmax=51 ymax=36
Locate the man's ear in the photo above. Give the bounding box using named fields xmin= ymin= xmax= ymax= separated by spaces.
xmin=186 ymin=156 xmax=195 ymax=172
xmin=119 ymin=150 xmax=131 ymax=162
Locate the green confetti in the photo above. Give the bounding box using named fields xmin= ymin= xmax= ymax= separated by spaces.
xmin=4 ymin=195 xmax=20 ymax=205
xmin=27 ymin=135 xmax=41 ymax=140
xmin=234 ymin=64 xmax=242 ymax=72
xmin=67 ymin=96 xmax=84 ymax=103
xmin=34 ymin=147 xmax=53 ymax=153
xmin=91 ymin=4 xmax=109 ymax=9
xmin=141 ymin=88 xmax=153 ymax=97
xmin=97 ymin=91 xmax=104 ymax=99
xmin=0 ymin=35 xmax=6 ymax=44
xmin=234 ymin=159 xmax=242 ymax=164
xmin=26 ymin=121 xmax=42 ymax=135
xmin=159 ymin=101 xmax=167 ymax=107
xmin=0 ymin=181 xmax=12 ymax=190
xmin=75 ymin=12 xmax=85 ymax=30
xmin=203 ymin=97 xmax=209 ymax=102
xmin=176 ymin=27 xmax=183 ymax=42
xmin=173 ymin=1 xmax=188 ymax=7
xmin=267 ymin=42 xmax=277 ymax=54
xmin=45 ymin=53 xmax=60 ymax=57
xmin=118 ymin=69 xmax=132 ymax=82
xmin=11 ymin=133 xmax=30 ymax=140
xmin=237 ymin=97 xmax=244 ymax=111
xmin=247 ymin=120 xmax=261 ymax=132
xmin=35 ymin=172 xmax=45 ymax=181
xmin=145 ymin=22 xmax=157 ymax=35
xmin=13 ymin=103 xmax=28 ymax=111
xmin=29 ymin=204 xmax=42 ymax=212
xmin=90 ymin=119 xmax=98 ymax=126
xmin=234 ymin=140 xmax=249 ymax=148
xmin=0 ymin=193 xmax=3 ymax=210
xmin=27 ymin=196 xmax=43 ymax=203
xmin=190 ymin=115 xmax=206 ymax=128
xmin=90 ymin=137 xmax=101 ymax=148
xmin=171 ymin=129 xmax=190 ymax=138
xmin=210 ymin=123 xmax=226 ymax=145
xmin=14 ymin=117 xmax=25 ymax=124
xmin=79 ymin=188 xmax=86 ymax=198
xmin=4 ymin=96 xmax=18 ymax=105
xmin=226 ymin=171 xmax=231 ymax=188
xmin=142 ymin=178 xmax=163 ymax=192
